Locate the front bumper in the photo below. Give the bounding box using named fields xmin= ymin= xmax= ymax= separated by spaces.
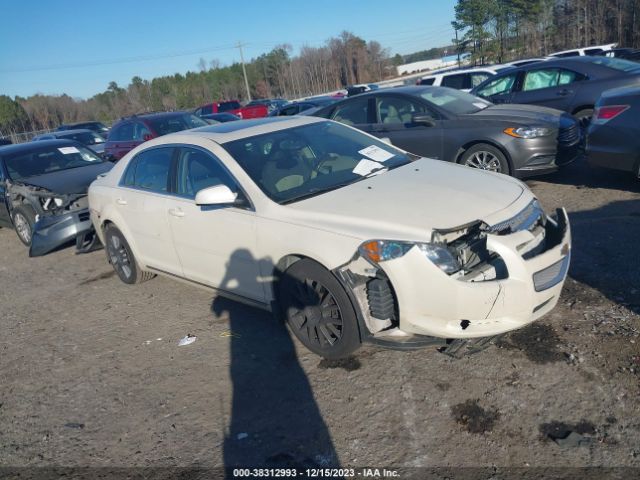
xmin=510 ymin=131 xmax=583 ymax=178
xmin=30 ymin=208 xmax=96 ymax=257
xmin=379 ymin=208 xmax=571 ymax=339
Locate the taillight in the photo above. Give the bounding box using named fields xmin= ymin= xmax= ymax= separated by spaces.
xmin=592 ymin=104 xmax=629 ymax=124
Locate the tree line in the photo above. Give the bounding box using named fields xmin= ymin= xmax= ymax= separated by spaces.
xmin=0 ymin=31 xmax=392 ymax=138
xmin=453 ymin=0 xmax=640 ymax=64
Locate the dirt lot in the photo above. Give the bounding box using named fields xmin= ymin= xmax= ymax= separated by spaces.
xmin=1 ymin=157 xmax=639 ymax=478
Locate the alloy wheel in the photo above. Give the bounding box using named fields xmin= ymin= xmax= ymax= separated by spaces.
xmin=287 ymin=278 xmax=344 ymax=348
xmin=464 ymin=151 xmax=502 ymax=172
xmin=14 ymin=213 xmax=31 ymax=244
xmin=107 ymin=234 xmax=133 ymax=280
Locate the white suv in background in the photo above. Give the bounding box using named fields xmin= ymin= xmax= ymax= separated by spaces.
xmin=416 ymin=66 xmax=500 ymax=91
xmin=549 ymin=43 xmax=617 ymax=58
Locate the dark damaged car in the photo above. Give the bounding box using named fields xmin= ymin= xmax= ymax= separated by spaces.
xmin=0 ymin=140 xmax=112 ymax=256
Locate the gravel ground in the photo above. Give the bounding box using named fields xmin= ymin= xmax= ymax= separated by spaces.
xmin=0 ymin=157 xmax=638 ymax=478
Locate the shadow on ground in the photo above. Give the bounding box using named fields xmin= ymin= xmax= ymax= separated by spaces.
xmin=211 ymin=250 xmax=340 ymax=471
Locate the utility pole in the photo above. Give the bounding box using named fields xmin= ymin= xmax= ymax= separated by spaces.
xmin=237 ymin=41 xmax=251 ymax=102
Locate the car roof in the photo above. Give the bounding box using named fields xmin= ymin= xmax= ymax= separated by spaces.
xmin=149 ymin=116 xmax=326 ymax=144
xmin=60 ymin=121 xmax=104 ymax=127
xmin=116 ymin=111 xmax=192 ymax=124
xmin=44 ymin=129 xmax=96 ymax=137
xmin=0 ymin=139 xmax=79 ymax=156
xmin=423 ymin=66 xmax=498 ymax=77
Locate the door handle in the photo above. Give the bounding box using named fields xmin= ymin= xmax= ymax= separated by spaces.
xmin=116 ymin=198 xmax=127 ymax=206
xmin=557 ymin=89 xmax=572 ymax=96
xmin=168 ymin=208 xmax=185 ymax=218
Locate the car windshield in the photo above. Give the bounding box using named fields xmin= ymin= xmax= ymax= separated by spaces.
xmin=60 ymin=131 xmax=105 ymax=145
xmin=4 ymin=144 xmax=103 ymax=181
xmin=222 ymin=121 xmax=414 ymax=204
xmin=146 ymin=114 xmax=208 ymax=136
xmin=588 ymin=56 xmax=640 ymax=72
xmin=420 ymin=88 xmax=492 ymax=114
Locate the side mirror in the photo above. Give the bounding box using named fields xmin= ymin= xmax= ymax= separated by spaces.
xmin=143 ymin=133 xmax=153 ymax=141
xmin=412 ymin=114 xmax=436 ymax=127
xmin=195 ymin=185 xmax=238 ymax=207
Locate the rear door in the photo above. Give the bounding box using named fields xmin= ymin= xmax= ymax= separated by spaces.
xmin=116 ymin=146 xmax=183 ymax=274
xmin=511 ymin=67 xmax=584 ymax=111
xmin=369 ymin=94 xmax=443 ymax=159
xmin=165 ymin=146 xmax=264 ymax=301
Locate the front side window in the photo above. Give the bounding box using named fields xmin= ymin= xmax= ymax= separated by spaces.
xmin=376 ymin=96 xmax=428 ymax=124
xmin=4 ymin=145 xmax=103 ymax=181
xmin=125 ymin=147 xmax=174 ymax=193
xmin=476 ymin=74 xmax=517 ymax=97
xmin=110 ymin=123 xmax=134 ymax=142
xmin=418 ymin=78 xmax=435 ymax=86
xmin=175 ymin=147 xmax=236 ymax=198
xmin=330 ymin=97 xmax=369 ymax=125
xmin=222 ymin=121 xmax=413 ymax=204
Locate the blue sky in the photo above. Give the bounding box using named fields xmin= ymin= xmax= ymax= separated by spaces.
xmin=0 ymin=0 xmax=457 ymax=100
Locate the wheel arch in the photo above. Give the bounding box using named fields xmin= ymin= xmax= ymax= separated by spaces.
xmin=571 ymin=105 xmax=594 ymax=116
xmin=454 ymin=140 xmax=514 ymax=175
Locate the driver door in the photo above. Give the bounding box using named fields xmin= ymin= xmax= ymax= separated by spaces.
xmin=165 ymin=146 xmax=265 ymax=302
xmin=370 ymin=95 xmax=443 ymax=159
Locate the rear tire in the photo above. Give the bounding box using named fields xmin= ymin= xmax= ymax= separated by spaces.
xmin=104 ymin=224 xmax=154 ymax=284
xmin=12 ymin=205 xmax=36 ymax=247
xmin=278 ymin=259 xmax=361 ymax=359
xmin=458 ymin=143 xmax=510 ymax=175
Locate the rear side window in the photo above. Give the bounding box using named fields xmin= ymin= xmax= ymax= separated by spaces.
xmin=418 ymin=78 xmax=435 ymax=86
xmin=218 ymin=101 xmax=241 ymax=112
xmin=522 ymin=69 xmax=585 ymax=91
xmin=123 ymin=147 xmax=174 ymax=193
xmin=330 ymin=97 xmax=369 ymax=125
xmin=109 ymin=123 xmax=134 ymax=142
xmin=585 ymin=48 xmax=603 ymax=56
xmin=200 ymin=105 xmax=213 ymax=115
xmin=175 ymin=147 xmax=236 ymax=198
xmin=441 ymin=73 xmax=469 ymax=90
xmin=471 ymin=73 xmax=491 ymax=87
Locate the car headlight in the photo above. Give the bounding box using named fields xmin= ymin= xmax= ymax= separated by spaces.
xmin=503 ymin=126 xmax=552 ymax=139
xmin=359 ymin=240 xmax=461 ymax=274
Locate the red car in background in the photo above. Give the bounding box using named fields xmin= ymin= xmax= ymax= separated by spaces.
xmin=193 ymin=100 xmax=268 ymax=119
xmin=104 ymin=111 xmax=208 ymax=161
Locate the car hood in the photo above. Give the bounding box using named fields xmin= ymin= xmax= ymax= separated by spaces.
xmin=464 ymin=104 xmax=566 ymax=126
xmin=284 ymin=158 xmax=527 ymax=241
xmin=17 ymin=162 xmax=113 ymax=195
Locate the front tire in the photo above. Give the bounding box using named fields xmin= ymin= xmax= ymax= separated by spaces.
xmin=12 ymin=205 xmax=36 ymax=247
xmin=104 ymin=224 xmax=154 ymax=284
xmin=459 ymin=143 xmax=510 ymax=175
xmin=279 ymin=259 xmax=361 ymax=359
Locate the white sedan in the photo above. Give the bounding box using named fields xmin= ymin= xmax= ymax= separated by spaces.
xmin=88 ymin=116 xmax=571 ymax=358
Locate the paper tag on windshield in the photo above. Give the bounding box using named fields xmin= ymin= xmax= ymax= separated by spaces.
xmin=473 ymin=102 xmax=489 ymax=109
xmin=358 ymin=145 xmax=394 ymax=162
xmin=58 ymin=146 xmax=80 ymax=154
xmin=353 ymin=159 xmax=386 ymax=177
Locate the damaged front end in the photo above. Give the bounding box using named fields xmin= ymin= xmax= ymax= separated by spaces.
xmin=8 ymin=181 xmax=100 ymax=257
xmin=333 ymin=198 xmax=570 ymax=352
